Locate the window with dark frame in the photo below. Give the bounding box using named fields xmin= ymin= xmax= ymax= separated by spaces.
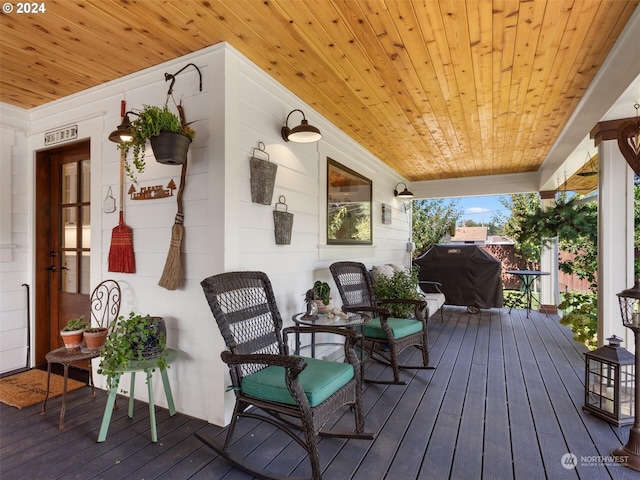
xmin=327 ymin=158 xmax=372 ymax=245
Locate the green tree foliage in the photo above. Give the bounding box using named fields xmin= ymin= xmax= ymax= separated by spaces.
xmin=501 ymin=193 xmax=598 ymax=285
xmin=501 ymin=193 xmax=543 ymax=266
xmin=412 ymin=198 xmax=462 ymax=256
xmin=457 ymin=218 xmax=504 ymax=235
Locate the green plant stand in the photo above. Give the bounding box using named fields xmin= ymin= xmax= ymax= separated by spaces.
xmin=97 ymin=348 xmax=178 ymax=443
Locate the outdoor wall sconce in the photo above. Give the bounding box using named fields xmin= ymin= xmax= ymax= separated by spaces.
xmin=108 ymin=110 xmax=137 ymax=143
xmin=394 ymin=182 xmax=414 ymax=198
xmin=281 ymin=109 xmax=322 ymax=143
xmin=583 ymin=335 xmax=634 ymax=428
xmin=611 ymin=280 xmax=640 ymax=471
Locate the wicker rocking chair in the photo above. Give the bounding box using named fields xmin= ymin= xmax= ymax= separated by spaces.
xmin=330 ymin=261 xmax=434 ymax=385
xmin=197 ymin=271 xmax=373 ymax=480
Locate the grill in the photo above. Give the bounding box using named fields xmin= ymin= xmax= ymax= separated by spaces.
xmin=414 ymin=244 xmax=503 ymax=310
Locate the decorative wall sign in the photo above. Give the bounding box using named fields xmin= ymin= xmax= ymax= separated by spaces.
xmin=44 ymin=125 xmax=78 ymax=146
xmin=129 ymin=180 xmax=176 ymax=200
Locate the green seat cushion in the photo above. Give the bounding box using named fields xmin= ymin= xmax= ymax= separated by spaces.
xmin=241 ymin=356 xmax=354 ymax=407
xmin=365 ymin=317 xmax=423 ymax=339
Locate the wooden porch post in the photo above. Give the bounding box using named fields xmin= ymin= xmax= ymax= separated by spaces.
xmin=539 ymin=190 xmax=559 ymax=313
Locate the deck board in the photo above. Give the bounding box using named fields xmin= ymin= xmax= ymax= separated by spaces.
xmin=0 ymin=306 xmax=636 ymax=480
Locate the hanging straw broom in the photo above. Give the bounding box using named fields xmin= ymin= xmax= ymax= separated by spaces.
xmin=108 ymin=102 xmax=136 ymax=273
xmin=158 ymin=104 xmax=188 ymax=290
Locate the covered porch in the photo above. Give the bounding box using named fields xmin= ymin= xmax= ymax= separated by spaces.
xmin=2 ymin=306 xmax=636 ymax=480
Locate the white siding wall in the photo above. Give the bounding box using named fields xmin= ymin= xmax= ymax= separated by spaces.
xmin=0 ymin=43 xmax=410 ymax=426
xmin=0 ymin=109 xmax=30 ymax=374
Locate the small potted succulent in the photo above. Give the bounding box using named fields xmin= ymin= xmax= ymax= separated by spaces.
xmin=313 ymin=280 xmax=332 ymax=312
xmin=118 ymin=104 xmax=195 ymax=183
xmin=98 ymin=312 xmax=167 ymax=391
xmin=60 ymin=316 xmax=90 ymax=350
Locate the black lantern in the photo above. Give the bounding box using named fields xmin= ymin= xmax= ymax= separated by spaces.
xmin=612 ymin=280 xmax=640 ymax=471
xmin=584 ymin=335 xmax=635 ymax=427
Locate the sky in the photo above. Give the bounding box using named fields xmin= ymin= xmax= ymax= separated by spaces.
xmin=449 ymin=195 xmax=512 ymax=224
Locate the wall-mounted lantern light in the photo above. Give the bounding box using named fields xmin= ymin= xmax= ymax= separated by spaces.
xmin=394 ymin=182 xmax=413 ymax=198
xmin=281 ymin=109 xmax=322 ymax=143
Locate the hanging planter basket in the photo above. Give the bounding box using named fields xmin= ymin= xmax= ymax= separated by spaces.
xmin=273 ymin=195 xmax=293 ymax=245
xmin=150 ymin=131 xmax=192 ymax=165
xmin=250 ymin=143 xmax=277 ymax=205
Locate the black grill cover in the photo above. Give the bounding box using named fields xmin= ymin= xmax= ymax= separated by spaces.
xmin=413 ymin=244 xmax=503 ymax=309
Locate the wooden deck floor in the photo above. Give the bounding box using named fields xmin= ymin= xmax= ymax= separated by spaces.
xmin=1 ymin=307 xmax=638 ymax=480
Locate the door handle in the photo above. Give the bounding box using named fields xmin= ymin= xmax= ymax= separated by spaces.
xmin=46 ymin=265 xmax=57 ymax=272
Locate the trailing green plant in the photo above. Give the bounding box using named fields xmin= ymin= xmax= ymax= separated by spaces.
xmin=558 ymin=291 xmax=597 ymax=350
xmin=61 ymin=316 xmax=89 ymax=332
xmin=372 ymin=267 xmax=422 ymax=318
xmin=98 ymin=312 xmax=167 ymax=391
xmin=118 ymin=104 xmax=196 ymax=183
xmin=502 ymin=193 xmax=598 ymax=285
xmin=313 ymin=281 xmax=331 ymax=306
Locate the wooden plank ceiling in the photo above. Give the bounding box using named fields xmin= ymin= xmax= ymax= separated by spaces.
xmin=0 ymin=0 xmax=637 ymax=183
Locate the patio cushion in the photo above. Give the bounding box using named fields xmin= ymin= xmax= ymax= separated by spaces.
xmin=422 ymin=292 xmax=446 ymax=318
xmin=365 ymin=317 xmax=423 ymax=339
xmin=241 ymin=356 xmax=354 ymax=407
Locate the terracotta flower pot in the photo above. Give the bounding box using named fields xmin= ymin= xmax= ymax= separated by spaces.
xmin=60 ymin=329 xmax=84 ymax=351
xmin=84 ymin=327 xmax=108 ymax=350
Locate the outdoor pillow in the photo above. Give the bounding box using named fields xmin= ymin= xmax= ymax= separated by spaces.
xmin=371 ymin=264 xmax=395 ymax=281
xmin=241 ymin=356 xmax=354 ymax=407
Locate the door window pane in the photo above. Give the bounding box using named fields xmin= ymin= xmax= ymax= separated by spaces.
xmin=62 ymin=207 xmax=77 ymax=248
xmin=81 ymin=206 xmax=90 ymax=249
xmin=61 ymin=163 xmax=77 ymax=204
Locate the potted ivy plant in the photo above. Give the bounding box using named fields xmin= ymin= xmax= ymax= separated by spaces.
xmin=118 ymin=104 xmax=195 ymax=183
xmin=60 ymin=316 xmax=90 ymax=350
xmin=313 ymin=280 xmax=332 ymax=312
xmin=97 ymin=312 xmax=167 ymax=391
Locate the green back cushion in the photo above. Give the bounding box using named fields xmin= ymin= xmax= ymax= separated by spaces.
xmin=241 ymin=357 xmax=354 ymax=407
xmin=365 ymin=317 xmax=423 ymax=339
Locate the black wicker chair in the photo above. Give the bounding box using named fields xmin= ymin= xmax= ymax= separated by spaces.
xmin=330 ymin=261 xmax=434 ymax=385
xmin=197 ymin=271 xmax=373 ymax=480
